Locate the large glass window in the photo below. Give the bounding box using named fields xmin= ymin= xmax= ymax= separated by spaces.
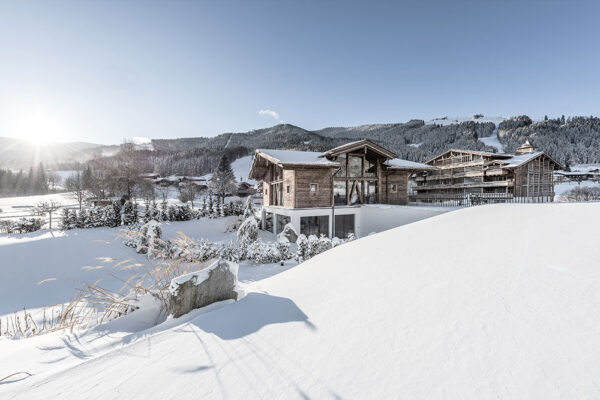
xmin=364 ymin=158 xmax=376 ymax=177
xmin=349 ymin=181 xmax=362 ymax=205
xmin=334 ymin=154 xmax=347 ymax=177
xmin=334 ymin=180 xmax=347 ymax=205
xmin=276 ymin=214 xmax=291 ymax=234
xmin=348 ymin=156 xmax=363 ymax=177
xmin=365 ymin=181 xmax=378 ymax=204
xmin=334 ymin=214 xmax=355 ymax=239
xmin=300 ymin=216 xmax=329 ymax=237
xmin=264 ymin=212 xmax=273 ymax=232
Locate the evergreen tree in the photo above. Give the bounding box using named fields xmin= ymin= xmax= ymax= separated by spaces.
xmin=60 ymin=208 xmax=71 ymax=230
xmin=209 ymin=155 xmax=237 ymax=203
xmin=77 ymin=209 xmax=89 ymax=228
xmin=123 ymin=201 xmax=135 ymax=225
xmin=110 ymin=201 xmax=122 ymax=227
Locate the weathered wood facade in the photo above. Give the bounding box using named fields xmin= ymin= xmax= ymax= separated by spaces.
xmin=412 ymin=141 xmax=563 ymax=203
xmin=249 ymin=141 xmax=434 ymax=238
xmin=250 ymin=140 xmax=433 ymax=209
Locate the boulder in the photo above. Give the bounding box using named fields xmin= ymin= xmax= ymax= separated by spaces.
xmin=278 ymin=223 xmax=298 ymax=243
xmin=168 ymin=259 xmax=238 ymax=318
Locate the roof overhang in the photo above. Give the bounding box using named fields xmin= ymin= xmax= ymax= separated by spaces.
xmin=321 ymin=139 xmax=398 ymax=159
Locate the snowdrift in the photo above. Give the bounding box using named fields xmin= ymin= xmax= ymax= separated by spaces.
xmin=2 ymin=202 xmax=600 ymax=399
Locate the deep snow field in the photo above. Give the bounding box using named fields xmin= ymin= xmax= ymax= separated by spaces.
xmin=1 ymin=202 xmax=599 ymax=399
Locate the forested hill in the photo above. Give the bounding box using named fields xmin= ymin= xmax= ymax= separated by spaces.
xmin=497 ymin=116 xmax=600 ymax=166
xmin=152 ymin=120 xmax=496 ymax=163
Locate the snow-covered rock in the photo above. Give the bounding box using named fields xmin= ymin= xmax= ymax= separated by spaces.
xmin=168 ymin=259 xmax=238 ymax=318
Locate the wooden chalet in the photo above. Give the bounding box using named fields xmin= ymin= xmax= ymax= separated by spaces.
xmin=412 ymin=141 xmax=564 ymax=204
xmin=248 ymin=140 xmax=434 ymax=238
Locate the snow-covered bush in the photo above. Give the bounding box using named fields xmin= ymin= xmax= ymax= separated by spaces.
xmin=123 ymin=201 xmax=139 ymax=225
xmin=276 ymin=236 xmax=293 ymax=260
xmin=247 ymin=239 xmax=282 ymax=264
xmin=217 ymin=240 xmax=240 ymax=262
xmin=278 ymin=223 xmax=298 ymax=243
xmin=124 ymin=220 xmax=163 ymax=255
xmin=167 ymin=236 xmax=218 ymax=262
xmin=237 ymin=216 xmax=259 ymax=259
xmin=296 ymin=234 xmax=309 ymax=262
xmin=317 ymin=234 xmax=332 ymax=254
xmin=12 ymin=218 xmax=43 ymax=233
xmin=242 ymin=196 xmax=255 ymax=219
xmin=296 ymin=233 xmax=338 ymax=262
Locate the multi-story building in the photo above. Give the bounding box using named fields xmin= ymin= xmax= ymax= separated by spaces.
xmin=248 ymin=139 xmax=434 ymax=238
xmin=412 ymin=141 xmax=563 ymax=204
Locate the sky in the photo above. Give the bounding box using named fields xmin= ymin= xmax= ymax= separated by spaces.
xmin=0 ymin=0 xmax=599 ymax=144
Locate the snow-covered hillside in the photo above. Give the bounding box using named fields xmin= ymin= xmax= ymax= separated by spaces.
xmin=2 ymin=202 xmax=599 ymax=398
xmin=231 ymin=155 xmax=256 ymax=184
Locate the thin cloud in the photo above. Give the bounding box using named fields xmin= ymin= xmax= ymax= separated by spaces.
xmin=259 ymin=109 xmax=280 ymax=120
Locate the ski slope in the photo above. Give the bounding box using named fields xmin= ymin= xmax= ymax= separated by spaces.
xmin=2 ymin=202 xmax=600 ymax=399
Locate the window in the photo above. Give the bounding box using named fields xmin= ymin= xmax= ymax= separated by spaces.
xmin=300 ymin=216 xmax=329 ymax=237
xmin=365 ymin=181 xmax=378 ymax=204
xmin=310 ymin=183 xmax=318 ymax=193
xmin=391 ymin=184 xmax=398 ymax=193
xmin=264 ymin=212 xmax=273 ymax=232
xmin=276 ymin=214 xmax=291 ymax=234
xmin=334 ymin=214 xmax=354 ymax=239
xmin=264 ymin=187 xmax=268 ymax=195
xmin=286 ymin=185 xmax=290 ymax=193
xmin=334 ymin=180 xmax=347 ymax=205
xmin=348 ymin=156 xmax=363 ymax=177
xmin=334 ymin=154 xmax=347 ymax=177
xmin=364 ymin=158 xmax=376 ymax=177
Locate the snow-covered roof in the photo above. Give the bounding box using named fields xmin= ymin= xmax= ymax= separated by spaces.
xmin=255 ymin=149 xmax=339 ymax=167
xmin=500 ymin=152 xmax=544 ymax=168
xmin=320 ymin=140 xmax=365 ymax=154
xmin=385 ymin=158 xmax=437 ymax=170
xmin=320 ymin=139 xmax=398 ymax=159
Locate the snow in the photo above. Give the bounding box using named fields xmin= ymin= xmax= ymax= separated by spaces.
xmin=169 ymin=259 xmax=238 ymax=296
xmin=479 ymin=125 xmax=505 ymax=152
xmin=231 ymin=155 xmax=256 ymax=184
xmin=255 ymin=149 xmax=339 ymax=166
xmin=2 ymin=202 xmax=600 ymax=398
xmin=0 ymin=192 xmax=79 ymax=223
xmin=501 ymin=151 xmax=545 ymax=168
xmin=426 ymin=115 xmax=507 ymax=126
xmin=554 ymin=180 xmax=600 ymax=197
xmin=385 ymin=158 xmax=436 ymax=170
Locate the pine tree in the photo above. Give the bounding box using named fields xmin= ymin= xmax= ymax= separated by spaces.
xmin=132 ymin=202 xmax=139 ymax=223
xmin=68 ymin=210 xmax=78 ymax=229
xmin=209 ymin=154 xmax=237 ymax=203
xmin=160 ymin=201 xmax=168 ymax=221
xmin=60 ymin=208 xmax=71 ymax=230
xmin=110 ymin=201 xmax=122 ymax=227
xmin=123 ymin=201 xmax=135 ymax=225
xmin=77 ymin=209 xmax=89 ymax=228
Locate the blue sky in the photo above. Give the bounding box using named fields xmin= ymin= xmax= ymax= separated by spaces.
xmin=0 ymin=0 xmax=599 ymax=144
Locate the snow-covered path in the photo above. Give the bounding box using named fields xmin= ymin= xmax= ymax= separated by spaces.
xmin=2 ymin=202 xmax=600 ymax=399
xmin=479 ymin=124 xmax=505 ymax=152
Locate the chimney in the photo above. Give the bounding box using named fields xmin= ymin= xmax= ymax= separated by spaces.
xmin=515 ymin=139 xmax=536 ymax=154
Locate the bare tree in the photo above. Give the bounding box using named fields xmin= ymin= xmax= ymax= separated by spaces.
xmin=34 ymin=200 xmax=61 ymax=229
xmin=65 ymin=171 xmax=87 ymax=210
xmin=178 ymin=183 xmax=198 ymax=209
xmin=47 ymin=171 xmax=60 ymax=191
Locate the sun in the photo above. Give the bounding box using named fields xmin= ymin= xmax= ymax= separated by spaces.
xmin=8 ymin=108 xmax=64 ymax=145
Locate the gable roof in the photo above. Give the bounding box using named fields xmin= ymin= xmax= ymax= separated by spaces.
xmin=321 ymin=139 xmax=398 ymax=159
xmin=425 ymin=149 xmax=512 ymax=164
xmin=385 ymin=158 xmax=437 ymax=171
xmin=500 ymin=151 xmax=564 ymax=170
xmin=254 ymin=149 xmax=340 ymax=167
